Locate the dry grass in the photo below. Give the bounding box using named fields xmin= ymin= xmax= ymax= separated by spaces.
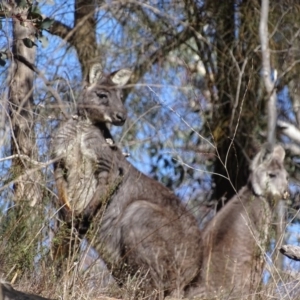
xmin=0 ymin=199 xmax=299 ymax=300
xmin=3 ymin=260 xmax=300 ymax=300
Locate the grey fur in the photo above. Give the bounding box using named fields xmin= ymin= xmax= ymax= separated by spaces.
xmin=187 ymin=144 xmax=289 ymax=299
xmin=52 ymin=65 xmax=132 ymax=216
xmin=91 ymin=145 xmax=202 ymax=299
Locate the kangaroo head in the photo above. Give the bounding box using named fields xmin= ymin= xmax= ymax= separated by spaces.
xmin=250 ymin=144 xmax=289 ymax=203
xmin=78 ymin=63 xmax=132 ymax=125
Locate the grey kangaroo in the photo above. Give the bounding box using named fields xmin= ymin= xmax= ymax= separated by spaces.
xmin=89 ymin=143 xmax=203 ymax=300
xmin=187 ymin=144 xmax=289 ymax=299
xmin=52 ymin=63 xmax=132 ymax=228
xmin=51 ymin=64 xmax=132 ymax=274
xmin=53 ymin=64 xmax=202 ymax=299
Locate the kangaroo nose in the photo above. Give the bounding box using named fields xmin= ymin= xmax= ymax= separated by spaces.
xmin=283 ymin=190 xmax=290 ymax=200
xmin=115 ymin=112 xmax=126 ymax=125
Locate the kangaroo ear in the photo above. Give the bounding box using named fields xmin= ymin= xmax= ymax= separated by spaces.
xmin=250 ymin=143 xmax=285 ymax=171
xmin=89 ymin=63 xmax=103 ymax=84
xmin=111 ymin=69 xmax=132 ymax=86
xmin=250 ymin=144 xmax=268 ymax=171
xmin=273 ymin=144 xmax=285 ymax=162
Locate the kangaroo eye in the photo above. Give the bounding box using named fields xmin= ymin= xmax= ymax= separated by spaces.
xmin=268 ymin=173 xmax=276 ymax=178
xmin=97 ymin=92 xmax=108 ymax=99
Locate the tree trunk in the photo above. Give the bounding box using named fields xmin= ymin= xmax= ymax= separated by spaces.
xmin=5 ymin=1 xmax=43 ymax=279
xmin=9 ymin=3 xmax=41 ymax=207
xmin=74 ymin=0 xmax=99 ymax=79
xmin=49 ymin=0 xmax=100 ymax=80
xmin=211 ymin=0 xmax=262 ymax=205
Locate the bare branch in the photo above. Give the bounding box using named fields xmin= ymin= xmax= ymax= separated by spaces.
xmin=5 ymin=52 xmax=68 ymax=119
xmin=280 ymin=245 xmax=300 ymax=262
xmin=48 ymin=20 xmax=73 ymax=42
xmin=277 ymin=120 xmax=300 ymax=144
xmin=283 ymin=143 xmax=300 ymax=156
xmin=0 ymin=157 xmax=60 ymax=194
xmin=259 ymin=0 xmax=277 ymax=147
xmin=229 ymin=51 xmax=249 ymax=132
xmin=124 ymin=26 xmax=194 ymax=100
xmin=0 ymin=154 xmax=58 ymax=167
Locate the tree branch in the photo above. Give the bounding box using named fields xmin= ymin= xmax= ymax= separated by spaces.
xmin=47 ymin=1 xmax=99 ymax=79
xmin=124 ymin=26 xmax=194 ymax=99
xmin=283 ymin=142 xmax=300 ymax=156
xmin=6 ymin=52 xmax=68 ymax=119
xmin=280 ymin=244 xmax=300 ymax=262
xmin=48 ymin=20 xmax=73 ymax=42
xmin=277 ymin=119 xmax=300 ymax=144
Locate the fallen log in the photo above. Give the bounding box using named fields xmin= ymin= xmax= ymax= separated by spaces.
xmin=0 ymin=282 xmax=52 ymax=300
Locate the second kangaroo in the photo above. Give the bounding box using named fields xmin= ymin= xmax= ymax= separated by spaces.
xmin=187 ymin=144 xmax=289 ymax=299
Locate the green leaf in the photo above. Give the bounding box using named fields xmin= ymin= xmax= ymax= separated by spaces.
xmin=39 ymin=35 xmax=49 ymax=48
xmin=28 ymin=5 xmax=43 ymax=21
xmin=40 ymin=18 xmax=53 ymax=30
xmin=0 ymin=58 xmax=6 ymax=66
xmin=22 ymin=38 xmax=37 ymax=48
xmin=17 ymin=0 xmax=28 ymax=9
xmin=30 ymin=5 xmax=42 ymax=15
xmin=0 ymin=52 xmax=7 ymax=60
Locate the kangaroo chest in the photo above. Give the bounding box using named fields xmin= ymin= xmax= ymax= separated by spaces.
xmin=54 ymin=119 xmax=106 ymax=213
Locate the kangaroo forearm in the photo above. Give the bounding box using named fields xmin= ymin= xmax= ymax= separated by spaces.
xmin=54 ymin=166 xmax=71 ymax=210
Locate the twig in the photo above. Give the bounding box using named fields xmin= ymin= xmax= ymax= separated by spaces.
xmin=0 ymin=157 xmax=61 ymax=193
xmin=0 ymin=154 xmax=50 ymax=166
xmin=147 ymin=86 xmax=215 ymax=149
xmin=5 ymin=52 xmax=69 ymax=119
xmin=229 ymin=51 xmax=248 ymax=132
